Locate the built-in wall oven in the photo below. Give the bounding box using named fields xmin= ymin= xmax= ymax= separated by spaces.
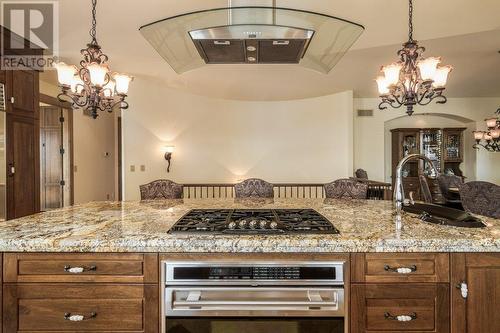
xmin=162 ymin=261 xmax=345 ymax=333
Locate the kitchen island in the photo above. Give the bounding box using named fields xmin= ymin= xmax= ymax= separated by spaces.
xmin=0 ymin=198 xmax=498 ymax=253
xmin=0 ymin=198 xmax=498 ymax=333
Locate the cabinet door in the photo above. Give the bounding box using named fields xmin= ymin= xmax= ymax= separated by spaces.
xmin=443 ymin=129 xmax=465 ymax=162
xmin=351 ymin=283 xmax=450 ymax=333
xmin=8 ymin=70 xmax=39 ymax=118
xmin=451 ymin=253 xmax=500 ymax=333
xmin=6 ymin=114 xmax=40 ymax=219
xmin=3 ymin=284 xmax=158 ymax=333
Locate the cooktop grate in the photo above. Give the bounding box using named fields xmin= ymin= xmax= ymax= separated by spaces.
xmin=168 ymin=209 xmax=339 ymax=235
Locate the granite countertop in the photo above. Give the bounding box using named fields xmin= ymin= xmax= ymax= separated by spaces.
xmin=0 ymin=198 xmax=498 ymax=253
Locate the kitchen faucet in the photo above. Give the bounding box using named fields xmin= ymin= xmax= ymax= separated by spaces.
xmin=393 ymin=154 xmax=440 ymax=230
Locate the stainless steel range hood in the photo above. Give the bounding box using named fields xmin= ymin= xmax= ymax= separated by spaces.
xmin=190 ymin=25 xmax=314 ymax=64
xmin=139 ymin=7 xmax=364 ymax=74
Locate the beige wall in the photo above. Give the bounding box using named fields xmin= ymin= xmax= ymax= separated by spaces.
xmin=39 ymin=80 xmax=117 ymax=204
xmin=354 ymin=97 xmax=500 ymax=184
xmin=123 ymin=78 xmax=354 ymax=200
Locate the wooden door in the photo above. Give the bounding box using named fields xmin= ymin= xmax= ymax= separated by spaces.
xmin=451 ymin=253 xmax=500 ymax=333
xmin=40 ymin=106 xmax=63 ymax=210
xmin=8 ymin=70 xmax=38 ymax=117
xmin=6 ymin=114 xmax=39 ymax=219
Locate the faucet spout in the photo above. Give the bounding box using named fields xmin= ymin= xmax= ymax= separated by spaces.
xmin=393 ymin=154 xmax=440 ymax=230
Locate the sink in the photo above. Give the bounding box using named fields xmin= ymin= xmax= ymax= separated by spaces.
xmin=402 ymin=203 xmax=486 ymax=228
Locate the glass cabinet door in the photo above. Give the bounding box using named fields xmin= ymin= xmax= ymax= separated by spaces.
xmin=420 ymin=129 xmax=442 ymax=175
xmin=443 ymin=130 xmax=463 ymax=161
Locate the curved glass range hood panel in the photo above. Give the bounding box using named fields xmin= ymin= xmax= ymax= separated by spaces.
xmin=139 ymin=7 xmax=364 ymax=74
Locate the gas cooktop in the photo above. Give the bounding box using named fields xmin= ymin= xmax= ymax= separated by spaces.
xmin=168 ymin=209 xmax=339 ymax=235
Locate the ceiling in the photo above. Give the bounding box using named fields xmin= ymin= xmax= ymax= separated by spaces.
xmin=45 ymin=0 xmax=500 ymax=101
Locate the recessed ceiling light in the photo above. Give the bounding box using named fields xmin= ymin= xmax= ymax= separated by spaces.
xmin=248 ymin=57 xmax=256 ymax=62
xmin=247 ymin=46 xmax=256 ymax=52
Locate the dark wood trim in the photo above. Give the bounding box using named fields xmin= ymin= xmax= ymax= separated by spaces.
xmin=68 ymin=108 xmax=74 ymax=205
xmin=118 ymin=116 xmax=123 ymax=201
xmin=39 ymin=93 xmax=71 ymax=109
xmin=450 ymin=253 xmax=466 ymax=333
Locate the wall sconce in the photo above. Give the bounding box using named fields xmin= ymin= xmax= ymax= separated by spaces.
xmin=163 ymin=146 xmax=175 ymax=172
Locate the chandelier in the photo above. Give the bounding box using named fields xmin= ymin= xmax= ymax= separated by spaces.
xmin=54 ymin=0 xmax=132 ymax=119
xmin=375 ymin=0 xmax=453 ymax=116
xmin=473 ymin=108 xmax=500 ymax=152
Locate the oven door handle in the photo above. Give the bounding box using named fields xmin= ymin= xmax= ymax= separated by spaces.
xmin=171 ymin=289 xmax=338 ymax=309
xmin=173 ymin=300 xmax=338 ymax=307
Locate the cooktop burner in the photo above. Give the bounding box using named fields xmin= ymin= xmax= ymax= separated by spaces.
xmin=168 ymin=209 xmax=339 ymax=235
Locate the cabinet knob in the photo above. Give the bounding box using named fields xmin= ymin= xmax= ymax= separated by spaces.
xmin=384 ymin=312 xmax=417 ymax=321
xmin=64 ymin=265 xmax=97 ymax=273
xmin=384 ymin=264 xmax=417 ymax=274
xmin=64 ymin=312 xmax=97 ymax=321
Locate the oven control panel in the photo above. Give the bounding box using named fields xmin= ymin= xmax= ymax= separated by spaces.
xmin=165 ymin=262 xmax=344 ymax=284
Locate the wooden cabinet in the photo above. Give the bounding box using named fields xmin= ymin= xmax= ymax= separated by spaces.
xmin=351 ymin=253 xmax=451 ymax=333
xmin=3 ymin=284 xmax=158 ymax=332
xmin=3 ymin=253 xmax=158 ymax=283
xmin=351 ymin=253 xmax=449 ymax=283
xmin=451 ymin=253 xmax=500 ymax=333
xmin=5 ymin=114 xmax=40 ymax=219
xmin=2 ymin=253 xmax=159 ymax=333
xmin=391 ymin=128 xmax=466 ymax=201
xmin=1 ymin=69 xmax=40 ymax=220
xmin=8 ymin=70 xmax=39 ymax=118
xmin=351 ymin=283 xmax=450 ymax=333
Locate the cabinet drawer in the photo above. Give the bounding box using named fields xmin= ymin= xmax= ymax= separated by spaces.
xmin=352 ymin=253 xmax=449 ymax=283
xmin=351 ymin=284 xmax=449 ymax=333
xmin=3 ymin=284 xmax=158 ymax=332
xmin=3 ymin=253 xmax=158 ymax=283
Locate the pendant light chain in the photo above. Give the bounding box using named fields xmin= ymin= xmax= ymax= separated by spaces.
xmin=89 ymin=0 xmax=98 ymax=45
xmin=408 ymin=0 xmax=414 ymax=42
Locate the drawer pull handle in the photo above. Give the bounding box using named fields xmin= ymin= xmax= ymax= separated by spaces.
xmin=456 ymin=281 xmax=468 ymax=299
xmin=384 ymin=265 xmax=417 ymax=274
xmin=64 ymin=312 xmax=97 ymax=321
xmin=384 ymin=312 xmax=417 ymax=322
xmin=64 ymin=265 xmax=97 ymax=273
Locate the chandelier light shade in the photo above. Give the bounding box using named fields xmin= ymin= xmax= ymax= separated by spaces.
xmin=376 ymin=0 xmax=453 ymax=116
xmin=473 ymin=108 xmax=500 ymax=152
xmin=55 ymin=0 xmax=132 ymax=119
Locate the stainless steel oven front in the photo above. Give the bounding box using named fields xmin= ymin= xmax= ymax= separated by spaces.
xmin=162 ymin=261 xmax=346 ymax=333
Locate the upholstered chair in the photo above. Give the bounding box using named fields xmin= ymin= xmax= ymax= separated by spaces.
xmin=437 ymin=175 xmax=463 ymax=202
xmin=139 ymin=180 xmax=183 ymax=200
xmin=460 ymin=181 xmax=500 ymax=219
xmin=355 ymin=169 xmax=368 ymax=179
xmin=324 ymin=179 xmax=368 ymax=199
xmin=234 ymin=178 xmax=274 ymax=198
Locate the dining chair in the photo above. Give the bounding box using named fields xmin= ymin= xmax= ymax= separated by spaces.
xmin=234 ymin=178 xmax=274 ymax=198
xmin=139 ymin=179 xmax=183 ymax=200
xmin=437 ymin=175 xmax=463 ymax=202
xmin=355 ymin=169 xmax=368 ymax=179
xmin=459 ymin=181 xmax=500 ymax=219
xmin=324 ymin=179 xmax=368 ymax=199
